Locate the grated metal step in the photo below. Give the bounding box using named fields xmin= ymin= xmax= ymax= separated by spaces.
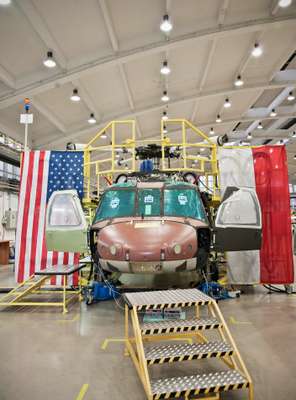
xmin=145 ymin=341 xmax=233 ymax=365
xmin=141 ymin=318 xmax=222 ymax=335
xmin=151 ymin=370 xmax=249 ymax=399
xmin=0 ymin=275 xmax=49 ymax=306
xmin=124 ymin=289 xmax=213 ymax=310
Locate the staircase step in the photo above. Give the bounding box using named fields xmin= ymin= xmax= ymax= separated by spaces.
xmin=145 ymin=341 xmax=233 ymax=365
xmin=141 ymin=318 xmax=222 ymax=335
xmin=124 ymin=289 xmax=213 ymax=310
xmin=151 ymin=370 xmax=249 ymax=399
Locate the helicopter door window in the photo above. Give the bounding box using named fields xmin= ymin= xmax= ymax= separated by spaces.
xmin=138 ymin=189 xmax=161 ymax=216
xmin=216 ymin=188 xmax=261 ymax=228
xmin=46 ymin=190 xmax=88 ymax=253
xmin=49 ymin=193 xmax=81 ymax=227
xmin=214 ymin=188 xmax=262 ymax=251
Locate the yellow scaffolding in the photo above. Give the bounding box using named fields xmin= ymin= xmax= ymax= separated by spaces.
xmin=83 ymin=120 xmax=136 ymax=202
xmin=83 ymin=119 xmax=220 ymax=202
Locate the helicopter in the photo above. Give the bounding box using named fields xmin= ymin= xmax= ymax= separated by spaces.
xmin=45 ymin=158 xmax=262 ymax=276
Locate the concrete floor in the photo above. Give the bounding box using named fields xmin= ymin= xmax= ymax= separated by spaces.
xmin=0 ymin=266 xmax=296 ymax=400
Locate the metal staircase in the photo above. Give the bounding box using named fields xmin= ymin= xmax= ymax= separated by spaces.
xmin=0 ymin=274 xmax=50 ymax=306
xmin=124 ymin=289 xmax=253 ymax=400
xmin=0 ymin=264 xmax=84 ymax=313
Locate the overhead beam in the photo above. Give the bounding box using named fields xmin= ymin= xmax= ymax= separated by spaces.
xmin=0 ymin=121 xmax=30 ymax=147
xmin=71 ymin=78 xmax=101 ymax=120
xmin=0 ymin=14 xmax=295 ymax=110
xmin=228 ymin=128 xmax=296 ymax=140
xmin=271 ymin=0 xmax=280 ymax=16
xmin=99 ymin=0 xmax=142 ymax=137
xmin=98 ymin=0 xmax=119 ymax=52
xmin=35 ymin=78 xmax=296 ymax=149
xmin=0 ymin=65 xmax=15 ymax=89
xmin=15 ymin=0 xmax=67 ymax=69
xmin=218 ymin=0 xmax=230 ymax=25
xmin=32 ymin=98 xmax=67 ymax=133
xmin=231 ymin=40 xmax=296 ymax=136
xmin=191 ymin=39 xmax=217 ymax=121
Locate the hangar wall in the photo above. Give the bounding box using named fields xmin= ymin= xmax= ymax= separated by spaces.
xmin=0 ymin=191 xmax=18 ymax=242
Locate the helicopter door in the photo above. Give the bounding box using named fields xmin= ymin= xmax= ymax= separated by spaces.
xmin=45 ymin=190 xmax=88 ymax=253
xmin=213 ymin=187 xmax=262 ymax=252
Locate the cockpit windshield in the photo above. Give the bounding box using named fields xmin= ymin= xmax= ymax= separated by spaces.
xmin=164 ymin=188 xmax=206 ymax=220
xmin=94 ymin=186 xmax=207 ymax=223
xmin=138 ymin=189 xmax=161 ymax=217
xmin=94 ymin=190 xmax=135 ymax=221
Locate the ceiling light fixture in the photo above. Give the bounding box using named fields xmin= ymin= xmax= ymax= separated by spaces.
xmin=234 ymin=75 xmax=244 ymax=87
xmin=278 ymin=0 xmax=292 ymax=7
xmin=287 ymin=91 xmax=295 ymax=101
xmin=43 ymin=51 xmax=56 ymax=68
xmin=160 ymin=14 xmax=173 ymax=33
xmin=270 ymin=109 xmax=277 ymax=117
xmin=101 ymin=131 xmax=107 ymax=139
xmin=163 ymin=125 xmax=168 ymax=134
xmin=162 ymin=111 xmax=168 ymax=121
xmin=88 ymin=113 xmax=96 ymax=124
xmin=292 ymin=132 xmax=296 ymax=138
xmin=210 ymin=127 xmax=214 ymax=135
xmin=160 ymin=61 xmax=171 ymax=75
xmin=216 ymin=114 xmax=222 ymax=123
xmin=224 ymin=98 xmax=231 ymax=108
xmin=70 ymin=88 xmax=80 ymax=102
xmin=248 ymin=132 xmax=252 ymax=139
xmin=257 ymin=122 xmax=263 ymax=129
xmin=0 ymin=0 xmax=11 ymax=5
xmin=252 ymin=43 xmax=263 ymax=57
xmin=161 ymin=90 xmax=170 ymax=102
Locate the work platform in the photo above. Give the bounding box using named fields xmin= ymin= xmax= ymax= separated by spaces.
xmin=124 ymin=288 xmax=253 ymax=400
xmin=0 ymin=264 xmax=85 ymax=313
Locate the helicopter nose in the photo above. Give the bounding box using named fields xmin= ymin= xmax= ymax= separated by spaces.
xmin=97 ymin=220 xmax=197 ymax=261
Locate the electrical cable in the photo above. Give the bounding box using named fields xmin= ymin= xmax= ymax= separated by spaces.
xmin=197 ymin=177 xmax=213 ymax=193
xmin=263 ymin=284 xmax=296 ymax=294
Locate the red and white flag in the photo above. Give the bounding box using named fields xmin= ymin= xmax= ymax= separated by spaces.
xmin=218 ymin=146 xmax=293 ymax=284
xmin=15 ymin=150 xmax=84 ymax=285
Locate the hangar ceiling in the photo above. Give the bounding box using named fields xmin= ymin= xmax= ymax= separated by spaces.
xmin=0 ymin=0 xmax=296 ymax=178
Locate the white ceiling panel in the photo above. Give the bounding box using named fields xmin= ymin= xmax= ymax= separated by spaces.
xmin=31 ymin=0 xmax=113 ymax=64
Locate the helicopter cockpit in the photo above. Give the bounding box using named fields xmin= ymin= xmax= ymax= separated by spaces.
xmin=93 ymin=182 xmax=207 ymax=223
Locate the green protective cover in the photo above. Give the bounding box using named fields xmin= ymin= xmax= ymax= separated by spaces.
xmin=46 ymin=228 xmax=88 ymax=253
xmin=164 ymin=188 xmax=206 ymax=221
xmin=93 ymin=189 xmax=136 ymax=222
xmin=138 ymin=188 xmax=161 ymax=216
xmin=45 ymin=189 xmax=89 ymax=253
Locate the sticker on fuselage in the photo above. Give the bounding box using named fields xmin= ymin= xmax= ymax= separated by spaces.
xmin=178 ymin=194 xmax=188 ymax=205
xmin=144 ymin=195 xmax=154 ymax=203
xmin=110 ymin=197 xmax=120 ymax=208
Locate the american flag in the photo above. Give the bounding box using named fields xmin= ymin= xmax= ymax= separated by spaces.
xmin=15 ymin=150 xmax=84 ymax=285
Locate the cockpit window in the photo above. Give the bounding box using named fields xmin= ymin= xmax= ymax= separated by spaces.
xmin=94 ymin=190 xmax=135 ymax=222
xmin=138 ymin=189 xmax=161 ymax=216
xmin=164 ymin=188 xmax=206 ymax=221
xmin=93 ymin=186 xmax=207 ymax=222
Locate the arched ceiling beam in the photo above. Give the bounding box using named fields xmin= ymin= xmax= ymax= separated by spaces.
xmin=0 ymin=14 xmax=295 ymax=110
